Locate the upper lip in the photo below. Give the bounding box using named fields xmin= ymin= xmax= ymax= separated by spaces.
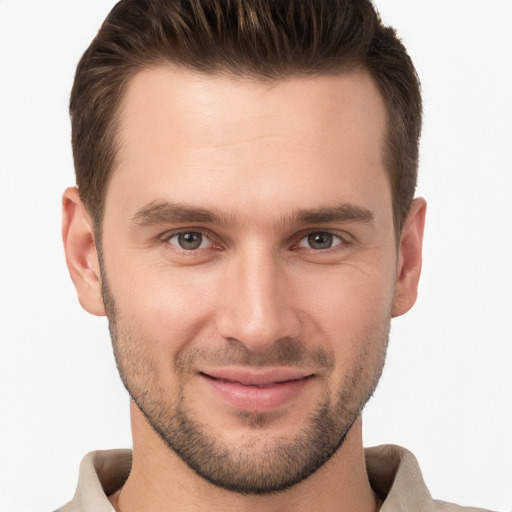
xmin=200 ymin=368 xmax=314 ymax=386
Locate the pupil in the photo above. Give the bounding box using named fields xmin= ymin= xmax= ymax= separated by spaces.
xmin=179 ymin=232 xmax=202 ymax=250
xmin=308 ymin=232 xmax=332 ymax=249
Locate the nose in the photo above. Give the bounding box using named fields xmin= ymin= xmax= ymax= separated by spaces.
xmin=215 ymin=245 xmax=301 ymax=353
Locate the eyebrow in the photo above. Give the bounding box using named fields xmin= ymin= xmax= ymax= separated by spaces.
xmin=131 ymin=202 xmax=236 ymax=227
xmin=291 ymin=204 xmax=374 ymax=225
xmin=130 ymin=201 xmax=374 ymax=228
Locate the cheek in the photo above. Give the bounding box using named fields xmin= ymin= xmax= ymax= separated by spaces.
xmin=296 ymin=264 xmax=394 ymax=368
xmin=107 ymin=259 xmax=221 ymax=353
xmin=299 ymin=264 xmax=395 ymax=329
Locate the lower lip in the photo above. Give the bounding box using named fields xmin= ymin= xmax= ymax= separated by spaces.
xmin=201 ymin=374 xmax=311 ymax=412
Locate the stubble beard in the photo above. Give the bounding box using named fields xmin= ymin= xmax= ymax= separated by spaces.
xmin=101 ymin=274 xmax=389 ymax=495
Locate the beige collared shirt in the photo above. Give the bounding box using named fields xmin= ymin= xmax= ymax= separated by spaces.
xmin=56 ymin=444 xmax=493 ymax=512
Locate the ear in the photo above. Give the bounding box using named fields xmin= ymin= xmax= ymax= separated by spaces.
xmin=62 ymin=187 xmax=106 ymax=316
xmin=392 ymin=197 xmax=427 ymax=318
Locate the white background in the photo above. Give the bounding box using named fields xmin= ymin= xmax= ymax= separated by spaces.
xmin=0 ymin=1 xmax=511 ymax=511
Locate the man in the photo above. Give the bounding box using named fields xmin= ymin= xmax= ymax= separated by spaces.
xmin=58 ymin=0 xmax=491 ymax=511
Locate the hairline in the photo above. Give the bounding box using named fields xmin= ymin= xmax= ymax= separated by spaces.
xmin=90 ymin=60 xmax=404 ymax=251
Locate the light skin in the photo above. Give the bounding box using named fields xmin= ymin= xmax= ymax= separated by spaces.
xmin=63 ymin=67 xmax=426 ymax=512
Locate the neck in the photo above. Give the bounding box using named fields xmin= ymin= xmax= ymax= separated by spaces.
xmin=110 ymin=403 xmax=378 ymax=512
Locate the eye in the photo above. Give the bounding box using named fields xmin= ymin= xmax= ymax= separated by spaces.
xmin=297 ymin=232 xmax=343 ymax=250
xmin=167 ymin=231 xmax=212 ymax=250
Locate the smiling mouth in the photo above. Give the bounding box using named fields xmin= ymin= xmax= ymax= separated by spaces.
xmin=199 ymin=370 xmax=314 ymax=412
xmin=203 ymin=376 xmax=303 ymax=388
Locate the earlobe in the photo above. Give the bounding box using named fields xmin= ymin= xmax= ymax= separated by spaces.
xmin=392 ymin=198 xmax=427 ymax=318
xmin=62 ymin=187 xmax=106 ymax=316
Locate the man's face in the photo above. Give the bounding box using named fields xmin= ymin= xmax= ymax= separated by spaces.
xmin=99 ymin=67 xmax=398 ymax=493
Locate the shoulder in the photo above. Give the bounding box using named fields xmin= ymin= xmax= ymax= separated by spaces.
xmin=365 ymin=445 xmax=496 ymax=512
xmin=54 ymin=449 xmax=132 ymax=512
xmin=433 ymin=500 xmax=495 ymax=512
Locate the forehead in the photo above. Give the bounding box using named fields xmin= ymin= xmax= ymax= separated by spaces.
xmin=117 ymin=66 xmax=387 ymax=156
xmin=107 ymin=66 xmax=390 ymax=225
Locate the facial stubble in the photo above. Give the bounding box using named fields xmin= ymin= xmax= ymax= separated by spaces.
xmin=100 ymin=268 xmax=389 ymax=495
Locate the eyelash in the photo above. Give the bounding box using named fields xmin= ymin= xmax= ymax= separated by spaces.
xmin=160 ymin=228 xmax=350 ymax=254
xmin=295 ymin=232 xmax=345 ymax=251
xmin=163 ymin=229 xmax=218 ymax=253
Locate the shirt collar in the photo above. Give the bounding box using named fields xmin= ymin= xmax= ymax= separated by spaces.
xmin=62 ymin=445 xmax=433 ymax=512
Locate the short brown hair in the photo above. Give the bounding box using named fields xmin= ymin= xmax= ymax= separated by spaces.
xmin=70 ymin=0 xmax=422 ymax=235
